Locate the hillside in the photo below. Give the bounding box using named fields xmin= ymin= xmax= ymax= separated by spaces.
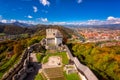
xmin=0 ymin=24 xmax=74 ymax=79
xmin=68 ymin=42 xmax=120 ymax=80
xmin=0 ymin=24 xmax=35 ymax=34
xmin=0 ymin=24 xmax=74 ymax=37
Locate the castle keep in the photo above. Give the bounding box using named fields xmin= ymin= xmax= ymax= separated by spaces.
xmin=46 ymin=29 xmax=63 ymax=49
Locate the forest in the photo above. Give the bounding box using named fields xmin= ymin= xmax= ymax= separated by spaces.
xmin=0 ymin=35 xmax=44 ymax=79
xmin=69 ymin=42 xmax=120 ymax=80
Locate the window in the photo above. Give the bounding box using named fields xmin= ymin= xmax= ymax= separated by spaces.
xmin=53 ymin=33 xmax=55 ymax=35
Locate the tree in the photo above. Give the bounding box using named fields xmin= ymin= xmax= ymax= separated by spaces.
xmin=13 ymin=43 xmax=24 ymax=56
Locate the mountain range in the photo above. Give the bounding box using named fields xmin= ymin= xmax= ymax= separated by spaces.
xmin=0 ymin=21 xmax=34 ymax=27
xmin=1 ymin=21 xmax=120 ymax=29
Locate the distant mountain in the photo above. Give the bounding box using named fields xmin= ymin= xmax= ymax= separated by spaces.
xmin=0 ymin=23 xmax=74 ymax=38
xmin=0 ymin=22 xmax=4 ymax=25
xmin=65 ymin=24 xmax=120 ymax=30
xmin=12 ymin=21 xmax=33 ymax=27
xmin=0 ymin=21 xmax=34 ymax=27
xmin=0 ymin=24 xmax=36 ymax=35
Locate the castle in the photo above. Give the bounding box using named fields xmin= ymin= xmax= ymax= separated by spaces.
xmin=45 ymin=29 xmax=63 ymax=49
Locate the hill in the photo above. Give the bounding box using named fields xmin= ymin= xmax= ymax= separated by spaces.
xmin=65 ymin=24 xmax=120 ymax=30
xmin=0 ymin=24 xmax=74 ymax=79
xmin=0 ymin=24 xmax=74 ymax=38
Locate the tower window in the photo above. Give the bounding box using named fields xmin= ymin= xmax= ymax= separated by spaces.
xmin=53 ymin=33 xmax=55 ymax=35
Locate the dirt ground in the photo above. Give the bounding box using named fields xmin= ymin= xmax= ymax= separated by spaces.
xmin=42 ymin=56 xmax=62 ymax=69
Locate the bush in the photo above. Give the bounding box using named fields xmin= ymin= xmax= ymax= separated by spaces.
xmin=36 ymin=53 xmax=45 ymax=63
xmin=34 ymin=73 xmax=44 ymax=80
xmin=71 ymin=43 xmax=120 ymax=80
xmin=64 ymin=72 xmax=81 ymax=80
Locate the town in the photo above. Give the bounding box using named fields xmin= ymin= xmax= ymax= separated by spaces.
xmin=76 ymin=28 xmax=120 ymax=42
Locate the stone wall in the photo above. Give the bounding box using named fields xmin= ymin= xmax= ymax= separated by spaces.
xmin=64 ymin=45 xmax=98 ymax=80
xmin=1 ymin=42 xmax=41 ymax=80
xmin=1 ymin=49 xmax=29 ymax=80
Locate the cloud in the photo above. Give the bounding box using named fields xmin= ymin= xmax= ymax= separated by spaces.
xmin=50 ymin=16 xmax=120 ymax=25
xmin=33 ymin=6 xmax=38 ymax=13
xmin=1 ymin=19 xmax=7 ymax=23
xmin=27 ymin=15 xmax=33 ymax=18
xmin=9 ymin=19 xmax=16 ymax=23
xmin=70 ymin=16 xmax=120 ymax=25
xmin=40 ymin=0 xmax=50 ymax=6
xmin=106 ymin=16 xmax=120 ymax=24
xmin=37 ymin=18 xmax=48 ymax=22
xmin=52 ymin=22 xmax=66 ymax=25
xmin=107 ymin=16 xmax=120 ymax=21
xmin=107 ymin=16 xmax=116 ymax=20
xmin=80 ymin=16 xmax=120 ymax=25
xmin=18 ymin=20 xmax=36 ymax=24
xmin=0 ymin=19 xmax=17 ymax=23
xmin=77 ymin=0 xmax=82 ymax=4
xmin=0 ymin=19 xmax=36 ymax=24
xmin=41 ymin=18 xmax=48 ymax=22
xmin=0 ymin=16 xmax=120 ymax=25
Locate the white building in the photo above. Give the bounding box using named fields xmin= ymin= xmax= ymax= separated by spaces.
xmin=46 ymin=29 xmax=63 ymax=49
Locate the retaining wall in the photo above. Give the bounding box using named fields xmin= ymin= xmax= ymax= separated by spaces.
xmin=64 ymin=45 xmax=98 ymax=80
xmin=1 ymin=49 xmax=29 ymax=80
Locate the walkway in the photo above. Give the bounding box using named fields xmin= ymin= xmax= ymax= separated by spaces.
xmin=25 ymin=53 xmax=42 ymax=80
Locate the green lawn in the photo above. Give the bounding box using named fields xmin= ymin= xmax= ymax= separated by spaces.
xmin=36 ymin=53 xmax=45 ymax=63
xmin=42 ymin=52 xmax=69 ymax=65
xmin=64 ymin=72 xmax=81 ymax=80
xmin=34 ymin=73 xmax=44 ymax=80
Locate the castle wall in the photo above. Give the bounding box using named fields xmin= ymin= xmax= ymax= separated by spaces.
xmin=64 ymin=45 xmax=98 ymax=80
xmin=1 ymin=43 xmax=41 ymax=80
xmin=55 ymin=38 xmax=62 ymax=46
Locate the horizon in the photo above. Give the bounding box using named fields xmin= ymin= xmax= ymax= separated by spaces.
xmin=0 ymin=0 xmax=120 ymax=25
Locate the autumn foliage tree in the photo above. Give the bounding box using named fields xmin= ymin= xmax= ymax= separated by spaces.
xmin=13 ymin=42 xmax=24 ymax=56
xmin=71 ymin=42 xmax=120 ymax=80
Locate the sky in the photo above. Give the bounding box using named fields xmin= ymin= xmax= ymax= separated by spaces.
xmin=0 ymin=0 xmax=120 ymax=25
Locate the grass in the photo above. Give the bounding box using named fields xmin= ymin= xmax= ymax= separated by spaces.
xmin=34 ymin=73 xmax=44 ymax=80
xmin=0 ymin=33 xmax=5 ymax=36
xmin=0 ymin=73 xmax=4 ymax=79
xmin=64 ymin=72 xmax=81 ymax=80
xmin=0 ymin=52 xmax=6 ymax=65
xmin=0 ymin=54 xmax=21 ymax=79
xmin=36 ymin=53 xmax=45 ymax=63
xmin=67 ymin=39 xmax=82 ymax=44
xmin=42 ymin=67 xmax=65 ymax=80
xmin=0 ymin=54 xmax=16 ymax=79
xmin=42 ymin=52 xmax=69 ymax=65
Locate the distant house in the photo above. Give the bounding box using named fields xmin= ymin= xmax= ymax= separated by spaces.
xmin=46 ymin=29 xmax=63 ymax=49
